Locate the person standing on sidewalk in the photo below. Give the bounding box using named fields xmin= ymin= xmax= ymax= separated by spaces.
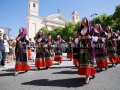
xmin=0 ymin=35 xmax=4 ymax=67
xmin=7 ymin=40 xmax=13 ymax=63
xmin=3 ymin=36 xmax=10 ymax=63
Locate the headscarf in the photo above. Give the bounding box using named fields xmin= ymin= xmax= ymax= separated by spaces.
xmin=56 ymin=35 xmax=62 ymax=43
xmin=96 ymin=24 xmax=104 ymax=37
xmin=37 ymin=30 xmax=46 ymax=39
xmin=77 ymin=17 xmax=93 ymax=36
xmin=20 ymin=28 xmax=27 ymax=39
xmin=106 ymin=26 xmax=114 ymax=38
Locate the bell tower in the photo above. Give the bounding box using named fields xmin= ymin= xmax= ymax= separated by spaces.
xmin=71 ymin=10 xmax=80 ymax=24
xmin=28 ymin=0 xmax=39 ymax=16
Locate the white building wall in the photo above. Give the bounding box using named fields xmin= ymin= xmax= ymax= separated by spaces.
xmin=0 ymin=28 xmax=10 ymax=37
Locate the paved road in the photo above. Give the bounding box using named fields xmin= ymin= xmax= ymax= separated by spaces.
xmin=0 ymin=53 xmax=120 ymax=90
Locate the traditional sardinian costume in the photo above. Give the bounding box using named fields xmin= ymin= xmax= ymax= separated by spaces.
xmin=106 ymin=30 xmax=118 ymax=65
xmin=77 ymin=19 xmax=96 ymax=76
xmin=93 ymin=24 xmax=108 ymax=70
xmin=54 ymin=37 xmax=63 ymax=64
xmin=44 ymin=39 xmax=55 ymax=68
xmin=15 ymin=28 xmax=30 ymax=71
xmin=72 ymin=37 xmax=79 ymax=66
xmin=35 ymin=32 xmax=46 ymax=69
xmin=116 ymin=34 xmax=120 ymax=63
xmin=67 ymin=40 xmax=73 ymax=60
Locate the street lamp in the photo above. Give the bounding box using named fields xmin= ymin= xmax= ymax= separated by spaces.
xmin=90 ymin=13 xmax=98 ymax=25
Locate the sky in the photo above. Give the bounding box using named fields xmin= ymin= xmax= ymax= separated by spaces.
xmin=0 ymin=0 xmax=120 ymax=38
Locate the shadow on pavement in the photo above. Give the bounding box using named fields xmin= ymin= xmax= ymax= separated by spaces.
xmin=52 ymin=70 xmax=77 ymax=74
xmin=49 ymin=66 xmax=74 ymax=69
xmin=0 ymin=72 xmax=14 ymax=76
xmin=1 ymin=68 xmax=14 ymax=72
xmin=0 ymin=72 xmax=27 ymax=77
xmin=22 ymin=78 xmax=85 ymax=87
xmin=62 ymin=59 xmax=71 ymax=61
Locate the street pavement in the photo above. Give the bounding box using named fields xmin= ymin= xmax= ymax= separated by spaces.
xmin=0 ymin=53 xmax=120 ymax=90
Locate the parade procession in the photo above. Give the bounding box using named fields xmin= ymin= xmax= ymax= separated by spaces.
xmin=7 ymin=17 xmax=119 ymax=85
xmin=1 ymin=0 xmax=120 ymax=89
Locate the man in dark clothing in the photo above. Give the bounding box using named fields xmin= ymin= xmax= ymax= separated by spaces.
xmin=0 ymin=36 xmax=5 ymax=67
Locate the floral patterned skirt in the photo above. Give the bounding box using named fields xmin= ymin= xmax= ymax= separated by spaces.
xmin=95 ymin=49 xmax=108 ymax=68
xmin=73 ymin=47 xmax=79 ymax=65
xmin=15 ymin=52 xmax=30 ymax=71
xmin=67 ymin=48 xmax=73 ymax=59
xmin=78 ymin=49 xmax=96 ymax=76
xmin=54 ymin=49 xmax=63 ymax=62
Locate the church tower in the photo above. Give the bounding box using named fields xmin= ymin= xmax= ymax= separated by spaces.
xmin=28 ymin=0 xmax=39 ymax=16
xmin=71 ymin=10 xmax=80 ymax=24
xmin=26 ymin=0 xmax=40 ymax=41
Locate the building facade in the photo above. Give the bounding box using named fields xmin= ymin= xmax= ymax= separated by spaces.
xmin=0 ymin=27 xmax=10 ymax=37
xmin=26 ymin=0 xmax=80 ymax=40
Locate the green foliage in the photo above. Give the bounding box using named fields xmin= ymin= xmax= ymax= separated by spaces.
xmin=34 ymin=21 xmax=81 ymax=41
xmin=91 ymin=5 xmax=120 ymax=32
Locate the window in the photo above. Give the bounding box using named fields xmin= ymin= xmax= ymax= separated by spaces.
xmin=76 ymin=16 xmax=78 ymax=19
xmin=73 ymin=16 xmax=74 ymax=20
xmin=33 ymin=3 xmax=35 ymax=7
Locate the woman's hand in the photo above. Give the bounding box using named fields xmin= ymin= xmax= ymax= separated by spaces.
xmin=87 ymin=35 xmax=91 ymax=39
xmin=98 ymin=37 xmax=102 ymax=40
xmin=78 ymin=36 xmax=81 ymax=40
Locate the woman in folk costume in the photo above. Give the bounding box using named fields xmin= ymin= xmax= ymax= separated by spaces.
xmin=35 ymin=30 xmax=46 ymax=70
xmin=106 ymin=26 xmax=118 ymax=67
xmin=14 ymin=27 xmax=30 ymax=76
xmin=44 ymin=35 xmax=55 ymax=69
xmin=77 ymin=17 xmax=96 ymax=84
xmin=115 ymin=30 xmax=120 ymax=63
xmin=54 ymin=35 xmax=63 ymax=64
xmin=93 ymin=24 xmax=108 ymax=71
xmin=72 ymin=32 xmax=79 ymax=67
xmin=67 ymin=36 xmax=73 ymax=61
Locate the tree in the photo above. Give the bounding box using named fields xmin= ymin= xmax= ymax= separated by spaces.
xmin=51 ymin=27 xmax=63 ymax=40
xmin=91 ymin=13 xmax=116 ymax=31
xmin=113 ymin=5 xmax=120 ymax=20
xmin=41 ymin=27 xmax=49 ymax=36
xmin=74 ymin=21 xmax=81 ymax=32
xmin=62 ymin=22 xmax=75 ymax=41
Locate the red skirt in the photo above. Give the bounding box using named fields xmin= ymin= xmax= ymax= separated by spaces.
xmin=96 ymin=60 xmax=108 ymax=68
xmin=67 ymin=54 xmax=73 ymax=59
xmin=35 ymin=58 xmax=46 ymax=68
xmin=116 ymin=57 xmax=120 ymax=63
xmin=54 ymin=56 xmax=63 ymax=62
xmin=45 ymin=58 xmax=53 ymax=66
xmin=27 ymin=49 xmax=32 ymax=59
xmin=73 ymin=59 xmax=79 ymax=65
xmin=109 ymin=56 xmax=117 ymax=63
xmin=78 ymin=64 xmax=96 ymax=76
xmin=15 ymin=61 xmax=30 ymax=71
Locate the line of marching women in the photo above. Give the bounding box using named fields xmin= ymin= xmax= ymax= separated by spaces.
xmin=13 ymin=17 xmax=120 ymax=85
xmin=71 ymin=17 xmax=120 ymax=84
xmin=14 ymin=28 xmax=65 ymax=75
